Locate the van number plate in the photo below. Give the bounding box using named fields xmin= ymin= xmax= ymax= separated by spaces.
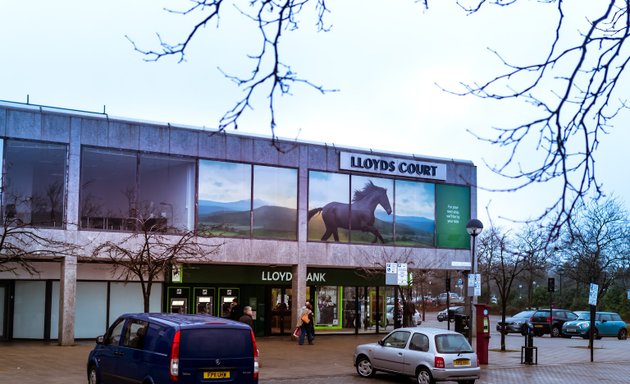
xmin=204 ymin=371 xmax=230 ymax=379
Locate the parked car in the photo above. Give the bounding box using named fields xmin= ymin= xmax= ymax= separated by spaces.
xmin=354 ymin=326 xmax=480 ymax=384
xmin=529 ymin=308 xmax=578 ymax=337
xmin=87 ymin=313 xmax=259 ymax=384
xmin=437 ymin=306 xmax=465 ymax=322
xmin=437 ymin=292 xmax=464 ymax=305
xmin=496 ymin=310 xmax=536 ymax=335
xmin=385 ymin=305 xmax=422 ymax=327
xmin=562 ymin=311 xmax=628 ymax=340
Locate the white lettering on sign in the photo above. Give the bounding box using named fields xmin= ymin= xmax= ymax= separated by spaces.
xmin=260 ymin=271 xmax=327 ymax=283
xmin=339 ymin=152 xmax=447 ymax=181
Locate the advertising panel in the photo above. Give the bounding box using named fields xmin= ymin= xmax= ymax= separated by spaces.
xmin=435 ymin=184 xmax=471 ymax=249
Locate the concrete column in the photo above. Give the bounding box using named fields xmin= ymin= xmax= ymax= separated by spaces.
xmin=58 ymin=255 xmax=77 ymax=346
xmin=291 ymin=261 xmax=307 ymax=330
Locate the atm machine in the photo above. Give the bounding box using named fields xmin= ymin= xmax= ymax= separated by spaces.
xmin=219 ymin=288 xmax=239 ymax=318
xmin=195 ymin=288 xmax=215 ymax=315
xmin=168 ymin=287 xmax=189 ymax=313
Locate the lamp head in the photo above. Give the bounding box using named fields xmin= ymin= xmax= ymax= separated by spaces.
xmin=466 ymin=219 xmax=484 ymax=237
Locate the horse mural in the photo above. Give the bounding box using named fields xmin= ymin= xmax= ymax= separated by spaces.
xmin=308 ymin=180 xmax=392 ymax=243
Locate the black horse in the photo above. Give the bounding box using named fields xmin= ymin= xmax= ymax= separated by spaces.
xmin=308 ymin=181 xmax=392 ymax=243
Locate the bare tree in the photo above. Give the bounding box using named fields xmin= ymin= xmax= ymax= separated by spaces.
xmin=512 ymin=224 xmax=551 ymax=308
xmin=558 ymin=197 xmax=630 ymax=310
xmin=478 ymin=226 xmax=529 ymax=351
xmin=0 ymin=195 xmax=80 ymax=274
xmin=92 ymin=215 xmax=222 ymax=312
xmin=129 ymin=0 xmax=628 ymax=235
xmin=454 ymin=0 xmax=629 ymax=238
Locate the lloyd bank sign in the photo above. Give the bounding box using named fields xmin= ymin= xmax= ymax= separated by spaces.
xmin=339 ymin=152 xmax=447 ymax=181
xmin=261 ymin=271 xmax=326 ymax=283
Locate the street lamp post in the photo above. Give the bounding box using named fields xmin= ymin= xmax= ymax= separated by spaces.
xmin=466 ymin=219 xmax=484 ymax=345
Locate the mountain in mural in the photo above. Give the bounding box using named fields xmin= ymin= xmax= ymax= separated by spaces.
xmin=198 ymin=199 xmax=266 ymax=215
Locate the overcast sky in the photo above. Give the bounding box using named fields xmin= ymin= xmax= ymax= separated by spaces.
xmin=1 ymin=0 xmax=628 ymax=229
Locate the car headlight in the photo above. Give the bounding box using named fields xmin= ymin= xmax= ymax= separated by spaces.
xmin=578 ymin=322 xmax=589 ymax=329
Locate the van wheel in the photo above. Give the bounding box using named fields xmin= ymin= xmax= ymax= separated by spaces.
xmin=88 ymin=366 xmax=99 ymax=384
xmin=416 ymin=367 xmax=435 ymax=384
xmin=356 ymin=356 xmax=375 ymax=377
xmin=618 ymin=328 xmax=627 ymax=340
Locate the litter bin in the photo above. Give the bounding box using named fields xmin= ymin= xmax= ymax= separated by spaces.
xmin=453 ymin=314 xmax=470 ymax=339
xmin=521 ymin=323 xmax=538 ymax=365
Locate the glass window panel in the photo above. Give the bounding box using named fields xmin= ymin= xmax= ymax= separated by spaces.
xmin=13 ymin=281 xmax=45 ymax=339
xmin=307 ymin=171 xmax=350 ymax=242
xmin=108 ymin=282 xmax=162 ymax=324
xmin=342 ymin=287 xmax=358 ymax=330
xmin=0 ymin=285 xmax=5 ymax=338
xmin=252 ymin=165 xmax=297 ymax=240
xmin=394 ymin=180 xmax=435 ymax=247
xmin=3 ymin=140 xmax=67 ymax=227
xmin=350 ymin=176 xmax=393 ymax=244
xmin=315 ymin=286 xmax=340 ymax=327
xmin=50 ymin=281 xmax=108 ymax=339
xmin=80 ymin=148 xmax=137 ymax=231
xmin=138 ymin=154 xmax=196 ymax=232
xmin=197 ymin=160 xmax=251 ymax=237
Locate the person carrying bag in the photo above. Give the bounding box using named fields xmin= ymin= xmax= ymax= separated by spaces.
xmin=297 ymin=303 xmax=314 ymax=345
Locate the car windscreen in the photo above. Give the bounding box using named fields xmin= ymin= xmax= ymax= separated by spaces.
xmin=434 ymin=334 xmax=473 ymax=354
xmin=576 ymin=313 xmax=590 ymax=320
xmin=514 ymin=311 xmax=535 ymax=318
xmin=179 ymin=328 xmax=253 ymax=358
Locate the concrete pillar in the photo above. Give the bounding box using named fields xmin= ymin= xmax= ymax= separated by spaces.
xmin=292 ymin=261 xmax=307 ymax=331
xmin=58 ymin=255 xmax=77 ymax=346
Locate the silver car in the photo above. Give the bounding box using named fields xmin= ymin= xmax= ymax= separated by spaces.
xmin=354 ymin=327 xmax=480 ymax=384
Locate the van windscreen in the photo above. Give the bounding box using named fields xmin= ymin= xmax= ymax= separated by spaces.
xmin=179 ymin=328 xmax=252 ymax=358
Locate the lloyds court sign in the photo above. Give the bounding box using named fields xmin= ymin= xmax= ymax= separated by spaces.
xmin=339 ymin=152 xmax=447 ymax=181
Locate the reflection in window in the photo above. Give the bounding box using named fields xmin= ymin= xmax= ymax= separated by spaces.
xmin=80 ymin=148 xmax=137 ymax=231
xmin=349 ymin=175 xmax=393 ymax=244
xmin=307 ymin=171 xmax=350 ymax=242
xmin=253 ymin=165 xmax=297 ymax=240
xmin=80 ymin=148 xmax=195 ymax=232
xmin=138 ymin=154 xmax=195 ymax=232
xmin=394 ymin=180 xmax=435 ymax=247
xmin=3 ymin=140 xmax=67 ymax=227
xmin=197 ymin=160 xmax=251 ymax=237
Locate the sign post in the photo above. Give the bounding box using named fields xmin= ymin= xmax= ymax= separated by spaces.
xmin=589 ymin=283 xmax=599 ymax=362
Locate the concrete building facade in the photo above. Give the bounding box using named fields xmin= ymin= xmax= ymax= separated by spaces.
xmin=0 ymin=101 xmax=477 ymax=343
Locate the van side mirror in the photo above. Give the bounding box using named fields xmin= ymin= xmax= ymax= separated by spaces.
xmin=96 ymin=335 xmax=104 ymax=344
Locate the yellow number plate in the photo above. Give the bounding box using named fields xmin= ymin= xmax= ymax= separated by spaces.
xmin=203 ymin=371 xmax=230 ymax=379
xmin=453 ymin=359 xmax=471 ymax=367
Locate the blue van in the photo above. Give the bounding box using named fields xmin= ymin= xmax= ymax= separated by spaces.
xmin=87 ymin=313 xmax=259 ymax=383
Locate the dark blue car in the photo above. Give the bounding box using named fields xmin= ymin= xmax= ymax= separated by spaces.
xmin=87 ymin=313 xmax=259 ymax=384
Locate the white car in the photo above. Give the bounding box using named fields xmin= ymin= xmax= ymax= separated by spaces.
xmin=386 ymin=305 xmax=422 ymax=327
xmin=354 ymin=327 xmax=480 ymax=384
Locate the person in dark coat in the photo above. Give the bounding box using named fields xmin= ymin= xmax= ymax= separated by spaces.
xmin=239 ymin=306 xmax=254 ymax=328
xmin=229 ymin=298 xmax=242 ymax=321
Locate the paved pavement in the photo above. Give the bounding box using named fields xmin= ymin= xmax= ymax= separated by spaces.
xmin=1 ymin=314 xmax=629 ymax=383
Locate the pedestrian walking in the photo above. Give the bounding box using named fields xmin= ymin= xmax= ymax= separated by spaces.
xmin=297 ymin=303 xmax=314 ymax=345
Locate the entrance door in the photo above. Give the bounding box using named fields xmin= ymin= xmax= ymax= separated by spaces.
xmin=0 ymin=282 xmax=8 ymax=339
xmin=269 ymin=287 xmax=292 ymax=335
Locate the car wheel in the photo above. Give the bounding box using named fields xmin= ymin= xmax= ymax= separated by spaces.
xmin=356 ymin=356 xmax=375 ymax=378
xmin=520 ymin=325 xmax=528 ymax=336
xmin=551 ymin=326 xmax=561 ymax=338
xmin=88 ymin=365 xmax=99 ymax=384
xmin=416 ymin=367 xmax=434 ymax=384
xmin=618 ymin=328 xmax=628 ymax=340
xmin=591 ymin=328 xmax=601 ymax=340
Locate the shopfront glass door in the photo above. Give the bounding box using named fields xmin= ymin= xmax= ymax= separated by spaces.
xmin=269 ymin=287 xmax=292 ymax=335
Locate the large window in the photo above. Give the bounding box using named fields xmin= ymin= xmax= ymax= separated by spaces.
xmin=308 ymin=171 xmax=469 ymax=249
xmin=197 ymin=160 xmax=298 ymax=240
xmin=80 ymin=148 xmax=195 ymax=232
xmin=2 ymin=139 xmax=67 ymax=227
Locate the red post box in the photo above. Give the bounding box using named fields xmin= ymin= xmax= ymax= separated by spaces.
xmin=474 ymin=303 xmax=490 ymax=365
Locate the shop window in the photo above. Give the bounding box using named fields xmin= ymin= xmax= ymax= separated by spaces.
xmin=315 ymin=286 xmax=340 ymax=327
xmin=307 ymin=171 xmax=350 ymax=242
xmin=349 ymin=175 xmax=393 ymax=244
xmin=2 ymin=139 xmax=67 ymax=228
xmin=197 ymin=160 xmax=251 ymax=237
xmin=252 ymin=165 xmax=297 ymax=240
xmin=80 ymin=148 xmax=195 ymax=233
xmin=394 ymin=179 xmax=435 ymax=247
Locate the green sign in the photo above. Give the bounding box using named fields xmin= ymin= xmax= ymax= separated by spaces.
xmin=435 ymin=184 xmax=470 ymax=249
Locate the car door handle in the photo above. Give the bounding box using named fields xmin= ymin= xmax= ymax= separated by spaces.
xmin=114 ymin=351 xmax=124 ymax=356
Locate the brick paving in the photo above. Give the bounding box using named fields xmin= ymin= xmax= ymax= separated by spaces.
xmin=1 ymin=315 xmax=628 ymax=383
